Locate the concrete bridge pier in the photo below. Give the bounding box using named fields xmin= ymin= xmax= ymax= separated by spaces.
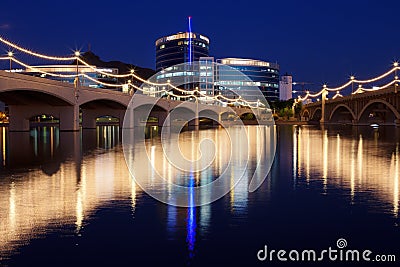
xmin=8 ymin=105 xmax=30 ymax=131
xmin=157 ymin=110 xmax=170 ymax=128
xmin=162 ymin=113 xmax=171 ymax=128
xmin=213 ymin=114 xmax=221 ymax=127
xmin=8 ymin=104 xmax=79 ymax=132
xmin=81 ymin=108 xmax=125 ymax=129
xmin=59 ymin=105 xmax=80 ymax=131
xmin=320 ymin=88 xmax=328 ymax=124
xmin=122 ymin=108 xmax=135 ymax=128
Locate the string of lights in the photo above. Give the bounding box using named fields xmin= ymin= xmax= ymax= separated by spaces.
xmin=77 ymin=58 xmax=208 ymax=95
xmin=298 ymin=64 xmax=399 ymax=101
xmin=9 ymin=57 xmax=80 ymax=78
xmin=0 ymin=37 xmax=268 ymax=107
xmin=352 ymin=79 xmax=399 ymax=93
xmin=1 ymin=56 xmax=267 ymax=108
xmin=332 ymin=91 xmax=343 ymax=99
xmin=0 ymin=36 xmax=76 ymax=61
xmin=1 ymin=36 xmax=398 ymax=105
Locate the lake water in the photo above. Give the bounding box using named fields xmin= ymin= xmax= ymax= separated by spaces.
xmin=0 ymin=125 xmax=399 ymax=266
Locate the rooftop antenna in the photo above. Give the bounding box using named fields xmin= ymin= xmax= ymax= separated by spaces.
xmin=188 ymin=16 xmax=192 ymax=64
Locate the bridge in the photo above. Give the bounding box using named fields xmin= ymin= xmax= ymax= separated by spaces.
xmin=0 ymin=71 xmax=257 ymax=131
xmin=301 ymin=85 xmax=400 ymax=126
xmin=298 ymin=62 xmax=400 ymax=126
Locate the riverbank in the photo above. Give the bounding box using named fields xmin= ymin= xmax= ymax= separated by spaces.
xmin=274 ymin=120 xmax=309 ymax=125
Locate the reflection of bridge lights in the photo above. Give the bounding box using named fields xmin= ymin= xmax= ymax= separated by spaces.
xmin=393 ymin=146 xmax=399 ymax=217
xmin=187 ymin=176 xmax=196 ymax=259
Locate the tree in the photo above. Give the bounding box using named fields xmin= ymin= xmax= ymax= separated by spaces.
xmin=278 ymin=107 xmax=293 ymax=120
xmin=294 ymin=101 xmax=303 ymax=119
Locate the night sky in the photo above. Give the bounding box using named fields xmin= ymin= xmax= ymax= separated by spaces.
xmin=1 ymin=0 xmax=400 ymax=91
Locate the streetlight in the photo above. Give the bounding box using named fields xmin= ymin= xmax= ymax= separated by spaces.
xmin=74 ymin=51 xmax=80 ymax=88
xmin=7 ymin=51 xmax=13 ymax=71
xmin=394 ymin=62 xmax=399 ymax=93
xmin=130 ymin=68 xmax=134 ymax=80
xmin=350 ymin=75 xmax=355 ymax=93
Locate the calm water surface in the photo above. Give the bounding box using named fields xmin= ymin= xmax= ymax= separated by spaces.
xmin=0 ymin=125 xmax=399 ymax=266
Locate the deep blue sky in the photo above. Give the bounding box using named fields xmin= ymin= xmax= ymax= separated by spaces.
xmin=1 ymin=0 xmax=399 ymax=91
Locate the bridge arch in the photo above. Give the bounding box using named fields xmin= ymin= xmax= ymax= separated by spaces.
xmin=79 ymin=98 xmax=128 ymax=109
xmin=357 ymin=99 xmax=400 ymax=124
xmin=329 ymin=104 xmax=356 ymax=123
xmin=130 ymin=103 xmax=169 ymax=127
xmin=220 ymin=111 xmax=237 ymax=121
xmin=239 ymin=111 xmax=258 ymax=124
xmin=199 ymin=109 xmax=220 ymax=126
xmin=301 ymin=109 xmax=310 ymax=120
xmin=310 ymin=108 xmax=322 ymax=121
xmin=80 ymin=99 xmax=127 ymax=129
xmin=0 ymin=89 xmax=75 ymax=106
xmin=168 ymin=106 xmax=196 ymax=128
xmin=0 ymin=89 xmax=78 ymax=131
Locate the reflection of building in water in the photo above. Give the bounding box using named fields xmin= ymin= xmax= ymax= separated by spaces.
xmin=126 ymin=126 xmax=275 ymax=258
xmin=0 ymin=126 xmax=136 ymax=259
xmin=293 ymin=126 xmax=400 ymax=216
xmin=0 ymin=125 xmax=276 ymax=261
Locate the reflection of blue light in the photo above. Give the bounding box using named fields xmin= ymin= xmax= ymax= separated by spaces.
xmin=186 ymin=173 xmax=196 ymax=259
xmin=188 ymin=16 xmax=192 ymax=64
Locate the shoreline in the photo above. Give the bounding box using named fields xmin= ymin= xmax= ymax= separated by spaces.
xmin=274 ymin=120 xmax=309 ymax=125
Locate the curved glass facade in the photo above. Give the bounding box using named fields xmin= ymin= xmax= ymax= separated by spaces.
xmin=217 ymin=58 xmax=280 ymax=102
xmin=155 ymin=32 xmax=210 ymax=72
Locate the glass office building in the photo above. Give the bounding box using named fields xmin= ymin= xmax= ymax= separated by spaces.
xmin=155 ymin=32 xmax=210 ymax=72
xmin=216 ymin=58 xmax=280 ymax=102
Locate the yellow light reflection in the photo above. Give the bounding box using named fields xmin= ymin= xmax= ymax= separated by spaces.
xmin=297 ymin=127 xmax=398 ymax=210
xmin=2 ymin=128 xmax=6 ymax=166
xmin=131 ymin=179 xmax=136 ymax=213
xmin=322 ymin=130 xmax=328 ymax=191
xmin=297 ymin=127 xmax=302 ymax=178
xmin=393 ymin=145 xmax=399 ymax=216
xmin=357 ymin=135 xmax=363 ymax=183
xmin=76 ymin=190 xmax=83 ymax=232
xmin=350 ymin=140 xmax=356 ymax=202
xmin=293 ymin=126 xmax=297 ymax=181
xmin=9 ymin=182 xmax=16 ymax=232
xmin=336 ymin=134 xmax=341 ymax=178
xmin=306 ymin=130 xmax=310 ymax=183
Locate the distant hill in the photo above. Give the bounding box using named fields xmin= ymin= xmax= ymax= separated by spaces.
xmin=77 ymin=51 xmax=156 ymax=84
